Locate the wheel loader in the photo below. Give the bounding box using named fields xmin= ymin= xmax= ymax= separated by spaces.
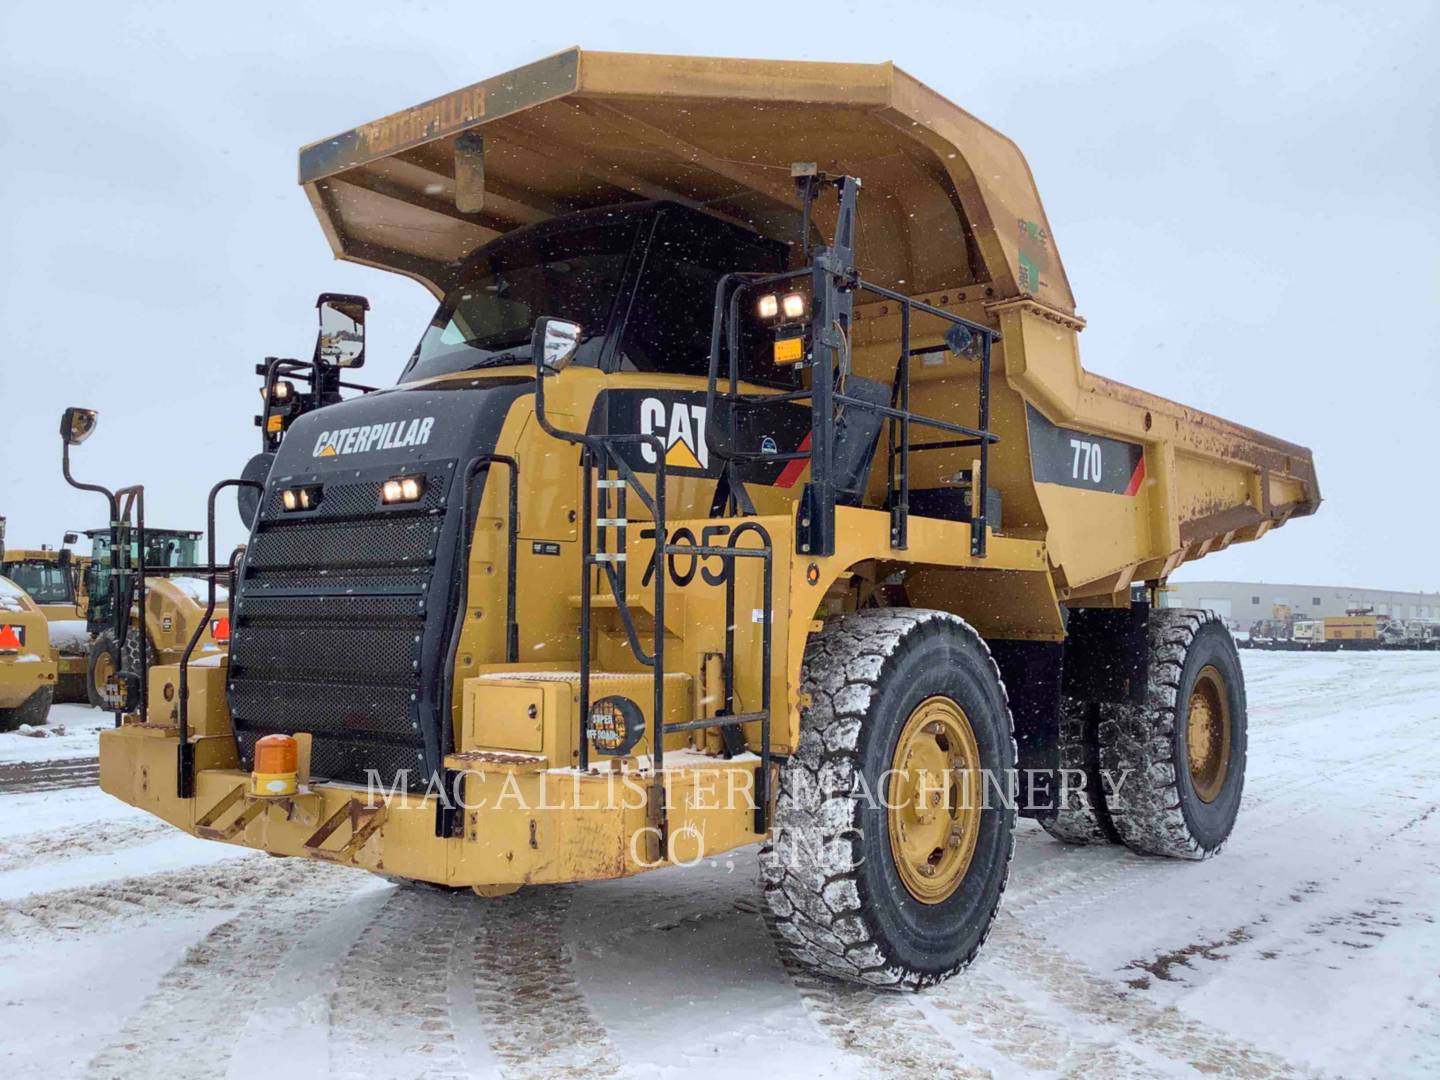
xmin=1 ymin=536 xmax=91 ymax=701
xmin=0 ymin=576 xmax=59 ymax=730
xmin=79 ymin=50 xmax=1319 ymax=989
xmin=77 ymin=527 xmax=230 ymax=708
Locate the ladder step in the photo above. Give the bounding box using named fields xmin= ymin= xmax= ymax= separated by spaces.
xmin=595 ymin=479 xmax=626 ymax=489
xmin=595 ymin=518 xmax=628 ymax=527
xmin=591 ymin=552 xmax=627 ymax=563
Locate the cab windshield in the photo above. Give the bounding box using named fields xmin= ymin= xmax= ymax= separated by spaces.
xmin=401 ymin=219 xmax=636 ymax=383
xmin=85 ymin=531 xmax=200 ymax=617
xmin=399 ymin=204 xmax=792 ymax=386
xmin=1 ymin=561 xmax=73 ymax=605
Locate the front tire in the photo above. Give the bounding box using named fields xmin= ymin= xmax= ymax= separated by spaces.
xmin=0 ymin=686 xmax=54 ymax=731
xmin=760 ymin=608 xmax=1016 ymax=990
xmin=87 ymin=627 xmax=147 ymax=708
xmin=1099 ymin=610 xmax=1247 ymax=859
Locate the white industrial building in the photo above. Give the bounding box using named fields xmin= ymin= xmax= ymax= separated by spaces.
xmin=1162 ymin=581 xmax=1440 ymax=625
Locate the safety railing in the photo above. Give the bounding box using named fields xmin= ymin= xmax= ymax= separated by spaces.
xmin=703 ymin=175 xmax=1003 ymax=558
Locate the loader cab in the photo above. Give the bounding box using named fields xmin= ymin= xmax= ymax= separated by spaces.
xmin=400 ymin=202 xmax=792 ymax=387
xmin=83 ymin=528 xmax=201 ymax=632
xmin=0 ymin=554 xmax=77 ymax=607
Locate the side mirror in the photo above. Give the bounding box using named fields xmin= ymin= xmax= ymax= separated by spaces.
xmin=531 ymin=316 xmax=582 ymax=375
xmin=314 ymin=293 xmax=369 ymax=369
xmin=63 ymin=532 xmax=78 ymax=546
xmin=60 ymin=407 xmax=98 ymax=446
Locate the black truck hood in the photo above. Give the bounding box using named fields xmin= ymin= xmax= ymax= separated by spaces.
xmin=231 ymin=376 xmax=532 ymax=791
xmin=270 ymin=376 xmax=532 ymax=480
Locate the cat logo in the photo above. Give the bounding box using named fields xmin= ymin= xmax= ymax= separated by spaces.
xmin=312 ymin=416 xmax=435 ymax=459
xmin=639 ymin=398 xmax=708 ymax=471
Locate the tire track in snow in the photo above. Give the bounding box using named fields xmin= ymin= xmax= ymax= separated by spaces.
xmin=327 ymin=885 xmax=479 ymax=1080
xmin=986 ymin=856 xmax=1297 ymax=1076
xmin=780 ymin=960 xmax=989 ymax=1079
xmin=224 ymin=882 xmax=398 ymax=1078
xmin=758 ymin=904 xmax=988 ymax=1079
xmin=1118 ymin=798 xmax=1440 ymax=992
xmin=0 ymin=817 xmax=172 ymax=873
xmin=0 ymin=853 xmax=360 ymax=938
xmin=84 ymin=868 xmax=372 ymax=1079
xmin=916 ymin=971 xmax=1170 ymax=1079
xmin=984 ymin=924 xmax=1297 ymax=1079
xmin=0 ymin=756 xmax=99 ymax=793
xmin=467 ymin=886 xmax=620 ymax=1079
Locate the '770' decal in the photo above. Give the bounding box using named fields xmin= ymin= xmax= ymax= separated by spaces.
xmin=1027 ymin=405 xmax=1145 ymax=496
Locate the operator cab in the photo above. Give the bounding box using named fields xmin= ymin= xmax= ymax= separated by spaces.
xmin=0 ymin=558 xmax=75 ymax=606
xmin=83 ymin=528 xmax=201 ymax=631
xmin=401 ymin=201 xmax=796 ymax=388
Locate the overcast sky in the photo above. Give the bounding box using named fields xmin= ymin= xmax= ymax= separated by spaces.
xmin=2 ymin=1 xmax=1436 ymax=591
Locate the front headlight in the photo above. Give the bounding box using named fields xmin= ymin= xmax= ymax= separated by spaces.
xmin=381 ymin=476 xmax=424 ymax=504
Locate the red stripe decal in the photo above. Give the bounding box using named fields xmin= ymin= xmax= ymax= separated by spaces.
xmin=1124 ymin=455 xmax=1146 ymax=496
xmin=775 ymin=433 xmax=813 ymax=488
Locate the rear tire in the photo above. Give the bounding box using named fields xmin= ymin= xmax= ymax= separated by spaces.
xmin=0 ymin=686 xmax=54 ymax=731
xmin=760 ymin=608 xmax=1016 ymax=990
xmin=1037 ymin=698 xmax=1121 ymax=845
xmin=1098 ymin=610 xmax=1247 ymax=859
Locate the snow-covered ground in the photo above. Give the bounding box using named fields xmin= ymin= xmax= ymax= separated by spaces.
xmin=0 ymin=652 xmax=1436 ymax=1078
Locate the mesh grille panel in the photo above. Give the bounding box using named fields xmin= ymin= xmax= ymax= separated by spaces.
xmin=231 ymin=461 xmax=457 ymax=792
xmin=243 ymin=567 xmax=431 ymax=593
xmin=247 ymin=517 xmax=438 ymax=573
xmin=229 ymin=677 xmax=419 ymax=740
xmin=230 ymin=623 xmax=419 ymax=683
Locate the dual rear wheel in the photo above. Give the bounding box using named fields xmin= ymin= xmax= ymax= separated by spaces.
xmin=1040 ymin=609 xmax=1247 ymax=859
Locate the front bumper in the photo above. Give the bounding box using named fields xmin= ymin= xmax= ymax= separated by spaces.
xmin=99 ymin=722 xmax=765 ymax=887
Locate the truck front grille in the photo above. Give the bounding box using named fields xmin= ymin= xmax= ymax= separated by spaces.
xmin=228 ymin=463 xmax=458 ymax=790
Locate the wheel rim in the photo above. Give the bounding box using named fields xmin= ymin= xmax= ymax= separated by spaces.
xmin=887 ymin=696 xmax=982 ymax=905
xmin=93 ymin=651 xmax=114 ymax=689
xmin=1186 ymin=665 xmax=1232 ymax=803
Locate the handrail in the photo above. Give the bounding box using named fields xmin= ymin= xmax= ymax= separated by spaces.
xmin=177 ymin=477 xmax=261 ymax=798
xmin=436 ymin=452 xmax=519 ymax=836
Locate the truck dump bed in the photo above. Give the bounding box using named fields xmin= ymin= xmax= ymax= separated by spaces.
xmin=300 ymin=49 xmax=1318 ymax=600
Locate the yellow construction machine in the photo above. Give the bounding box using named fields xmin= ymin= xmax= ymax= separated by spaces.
xmin=78 ymin=51 xmax=1318 ymax=989
xmin=1 ymin=536 xmax=90 ymax=701
xmin=77 ymin=527 xmax=230 ymax=707
xmin=0 ymin=518 xmax=60 ymax=726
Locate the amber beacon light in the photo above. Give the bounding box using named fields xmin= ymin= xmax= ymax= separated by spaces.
xmin=251 ymin=733 xmax=299 ymax=796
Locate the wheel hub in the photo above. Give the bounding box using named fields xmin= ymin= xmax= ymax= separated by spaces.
xmin=887 ymin=697 xmax=981 ymax=904
xmin=1186 ymin=665 xmax=1232 ymax=803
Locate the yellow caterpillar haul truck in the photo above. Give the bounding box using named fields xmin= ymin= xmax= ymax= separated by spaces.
xmin=80 ymin=51 xmax=1318 ymax=990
